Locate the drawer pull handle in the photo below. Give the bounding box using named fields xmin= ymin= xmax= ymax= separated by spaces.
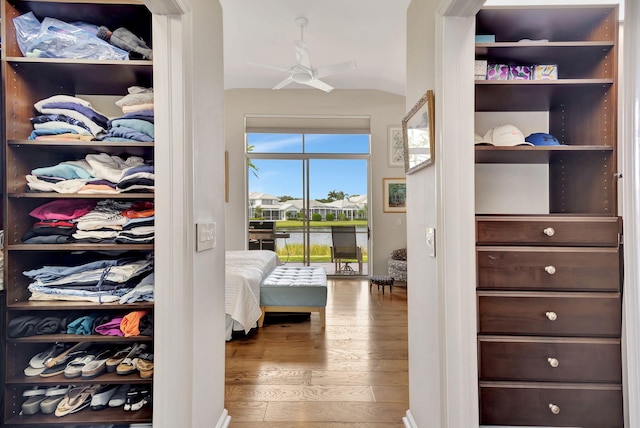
xmin=547 ymin=357 xmax=559 ymax=368
xmin=545 ymin=311 xmax=558 ymax=321
xmin=545 ymin=265 xmax=556 ymax=275
xmin=543 ymin=227 xmax=555 ymax=236
xmin=549 ymin=404 xmax=560 ymax=415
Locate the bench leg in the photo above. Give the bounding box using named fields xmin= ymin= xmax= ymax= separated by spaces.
xmin=258 ymin=307 xmax=266 ymax=327
xmin=319 ymin=307 xmax=326 ymax=328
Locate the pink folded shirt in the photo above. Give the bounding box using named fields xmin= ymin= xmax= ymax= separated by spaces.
xmin=29 ymin=199 xmax=97 ymax=220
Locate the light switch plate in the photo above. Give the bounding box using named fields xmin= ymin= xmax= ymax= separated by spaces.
xmin=426 ymin=226 xmax=436 ymax=257
xmin=196 ymin=222 xmax=216 ymax=251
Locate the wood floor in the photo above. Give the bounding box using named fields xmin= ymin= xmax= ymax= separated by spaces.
xmin=225 ymin=278 xmax=409 ymax=427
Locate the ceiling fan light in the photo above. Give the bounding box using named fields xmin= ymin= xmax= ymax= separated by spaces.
xmin=291 ymin=71 xmax=312 ymax=83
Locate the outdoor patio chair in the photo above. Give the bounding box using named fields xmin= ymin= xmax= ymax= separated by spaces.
xmin=330 ymin=225 xmax=363 ymax=275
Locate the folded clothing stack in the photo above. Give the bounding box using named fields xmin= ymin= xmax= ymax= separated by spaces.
xmin=103 ymin=86 xmax=154 ymax=143
xmin=29 ymin=95 xmax=109 ymax=140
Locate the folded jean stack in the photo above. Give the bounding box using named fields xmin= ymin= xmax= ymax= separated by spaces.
xmin=23 ymin=254 xmax=154 ymax=303
xmin=28 ymin=95 xmax=110 ymax=141
xmin=103 ymin=86 xmax=154 ymax=143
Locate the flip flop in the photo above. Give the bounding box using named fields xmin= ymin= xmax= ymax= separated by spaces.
xmin=54 ymin=384 xmax=100 ymax=417
xmin=40 ymin=385 xmax=71 ymax=414
xmin=29 ymin=343 xmax=67 ymax=369
xmin=40 ymin=349 xmax=88 ymax=378
xmin=90 ymin=384 xmax=119 ymax=410
xmin=64 ymin=353 xmax=97 ymax=378
xmin=81 ymin=349 xmax=113 ymax=379
xmin=21 ymin=387 xmax=46 ymax=415
xmin=105 ymin=346 xmax=132 ymax=373
xmin=116 ymin=343 xmax=148 ymax=375
xmin=108 ymin=384 xmax=131 ymax=408
xmin=44 ymin=342 xmax=90 ymax=368
xmin=135 ymin=353 xmax=154 ymax=378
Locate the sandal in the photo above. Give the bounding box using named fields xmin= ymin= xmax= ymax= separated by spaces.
xmin=135 ymin=352 xmax=154 ymax=378
xmin=105 ymin=345 xmax=132 ymax=373
xmin=54 ymin=384 xmax=100 ymax=417
xmin=116 ymin=343 xmax=148 ymax=375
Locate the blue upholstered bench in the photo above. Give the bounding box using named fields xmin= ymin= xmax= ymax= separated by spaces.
xmin=258 ymin=266 xmax=328 ymax=328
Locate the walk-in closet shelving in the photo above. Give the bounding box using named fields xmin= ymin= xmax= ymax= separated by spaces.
xmin=2 ymin=0 xmax=154 ymax=425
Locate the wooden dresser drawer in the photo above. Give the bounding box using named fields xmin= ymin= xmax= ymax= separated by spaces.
xmin=478 ymin=292 xmax=621 ymax=337
xmin=478 ymin=337 xmax=622 ymax=383
xmin=480 ymin=382 xmax=623 ymax=427
xmin=477 ymin=247 xmax=620 ymax=291
xmin=476 ymin=216 xmax=620 ymax=246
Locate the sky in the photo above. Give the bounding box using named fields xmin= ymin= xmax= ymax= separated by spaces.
xmin=247 ymin=133 xmax=369 ymax=200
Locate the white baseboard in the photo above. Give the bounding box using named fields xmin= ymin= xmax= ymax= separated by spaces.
xmin=403 ymin=409 xmax=418 ymax=428
xmin=215 ymin=409 xmax=231 ymax=428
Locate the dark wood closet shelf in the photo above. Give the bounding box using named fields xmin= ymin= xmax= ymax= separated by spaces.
xmin=7 ymin=301 xmax=154 ymax=311
xmin=4 ymin=406 xmax=152 ymax=426
xmin=7 ymin=372 xmax=153 ymax=386
xmin=7 ymin=243 xmax=154 ymax=251
xmin=8 ymin=193 xmax=154 ymax=199
xmin=475 ymin=145 xmax=613 ymax=164
xmin=475 ymin=80 xmax=614 ymax=111
xmin=9 ymin=140 xmax=154 ymax=147
xmin=8 ymin=334 xmax=152 ymax=344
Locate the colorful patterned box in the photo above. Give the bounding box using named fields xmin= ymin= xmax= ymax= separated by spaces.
xmin=486 ymin=64 xmax=509 ymax=80
xmin=475 ymin=60 xmax=487 ymax=80
xmin=509 ymin=65 xmax=533 ymax=80
xmin=534 ymin=64 xmax=558 ymax=80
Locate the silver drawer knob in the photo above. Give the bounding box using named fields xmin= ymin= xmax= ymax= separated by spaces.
xmin=549 ymin=403 xmax=560 ymax=415
xmin=543 ymin=227 xmax=555 ymax=236
xmin=545 ymin=265 xmax=556 ymax=275
xmin=547 ymin=357 xmax=559 ymax=368
xmin=545 ymin=311 xmax=558 ymax=321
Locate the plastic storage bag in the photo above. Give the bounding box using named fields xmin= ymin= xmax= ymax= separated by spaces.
xmin=13 ymin=12 xmax=129 ymax=60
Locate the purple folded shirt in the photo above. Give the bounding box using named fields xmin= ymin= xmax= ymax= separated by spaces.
xmin=95 ymin=316 xmax=124 ymax=336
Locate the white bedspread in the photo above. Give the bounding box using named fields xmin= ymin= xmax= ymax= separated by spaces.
xmin=225 ymin=250 xmax=279 ymax=333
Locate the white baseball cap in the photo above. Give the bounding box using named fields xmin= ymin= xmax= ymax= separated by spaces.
xmin=476 ymin=124 xmax=533 ymax=146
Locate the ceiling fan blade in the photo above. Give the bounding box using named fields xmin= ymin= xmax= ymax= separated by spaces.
xmin=303 ymin=78 xmax=334 ymax=93
xmin=273 ymin=76 xmax=294 ymax=90
xmin=295 ymin=41 xmax=312 ymax=69
xmin=315 ymin=60 xmax=357 ymax=78
xmin=248 ymin=61 xmax=290 ymax=73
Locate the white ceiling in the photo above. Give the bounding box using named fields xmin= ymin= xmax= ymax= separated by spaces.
xmin=219 ymin=0 xmax=411 ymax=96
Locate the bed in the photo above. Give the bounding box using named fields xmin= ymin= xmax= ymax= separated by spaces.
xmin=225 ymin=250 xmax=279 ymax=340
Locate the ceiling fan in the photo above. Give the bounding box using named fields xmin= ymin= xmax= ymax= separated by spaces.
xmin=249 ymin=17 xmax=357 ymax=93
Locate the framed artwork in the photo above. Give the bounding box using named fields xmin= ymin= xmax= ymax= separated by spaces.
xmin=388 ymin=125 xmax=404 ymax=167
xmin=402 ymin=89 xmax=435 ymax=174
xmin=383 ymin=178 xmax=407 ymax=213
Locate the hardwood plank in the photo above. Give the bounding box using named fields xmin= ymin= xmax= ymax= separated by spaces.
xmin=311 ymin=370 xmax=409 ymax=387
xmin=225 ymin=401 xmax=268 ymax=422
xmin=225 ymin=385 xmax=375 ymax=402
xmin=226 ymin=369 xmax=312 ymax=385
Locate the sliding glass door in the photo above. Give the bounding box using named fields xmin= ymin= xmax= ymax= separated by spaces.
xmin=247 ymin=133 xmax=369 ymax=276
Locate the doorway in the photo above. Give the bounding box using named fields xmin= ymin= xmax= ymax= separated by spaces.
xmin=246 ymin=132 xmax=370 ymax=276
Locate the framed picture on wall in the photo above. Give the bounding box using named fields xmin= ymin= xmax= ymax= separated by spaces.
xmin=383 ymin=178 xmax=407 ymax=213
xmin=388 ymin=126 xmax=404 ymax=167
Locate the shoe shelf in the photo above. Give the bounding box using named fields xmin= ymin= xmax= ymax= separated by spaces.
xmin=1 ymin=0 xmax=155 ymax=426
xmin=3 ymin=407 xmax=152 ymax=426
xmin=475 ymin=145 xmax=614 ymax=164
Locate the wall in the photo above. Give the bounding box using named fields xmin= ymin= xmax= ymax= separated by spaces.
xmin=404 ymin=0 xmax=442 ymax=426
xmin=224 ymin=89 xmax=406 ymax=275
xmin=149 ymin=0 xmax=229 ymax=426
